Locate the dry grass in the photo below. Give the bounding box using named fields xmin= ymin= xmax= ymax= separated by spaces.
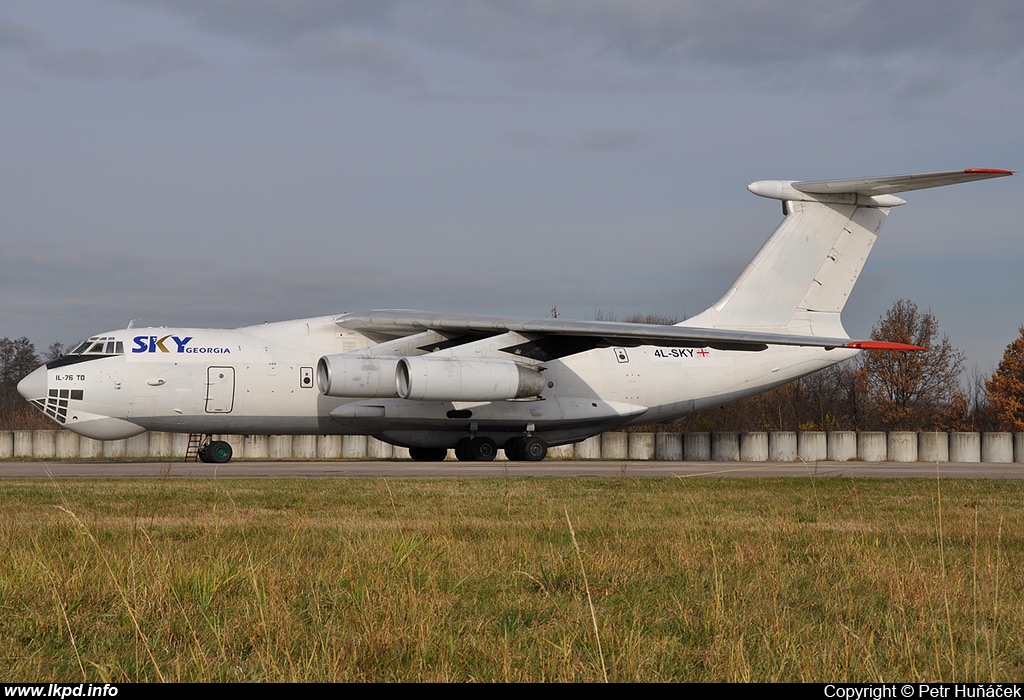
xmin=1 ymin=476 xmax=1023 ymax=681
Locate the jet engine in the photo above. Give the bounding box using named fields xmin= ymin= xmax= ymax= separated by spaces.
xmin=397 ymin=356 xmax=545 ymax=402
xmin=317 ymin=355 xmax=401 ymax=398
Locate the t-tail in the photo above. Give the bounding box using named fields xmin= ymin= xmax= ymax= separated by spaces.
xmin=682 ymin=169 xmax=1013 ymax=339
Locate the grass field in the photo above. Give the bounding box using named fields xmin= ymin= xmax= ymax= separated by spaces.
xmin=1 ymin=474 xmax=1023 ymax=682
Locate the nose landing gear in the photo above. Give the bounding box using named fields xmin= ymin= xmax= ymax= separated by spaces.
xmin=190 ymin=436 xmax=233 ymax=464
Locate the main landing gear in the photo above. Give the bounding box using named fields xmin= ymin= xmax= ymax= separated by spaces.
xmin=455 ymin=437 xmax=498 ymax=461
xmin=407 ymin=436 xmax=548 ymax=462
xmin=505 ymin=436 xmax=547 ymax=462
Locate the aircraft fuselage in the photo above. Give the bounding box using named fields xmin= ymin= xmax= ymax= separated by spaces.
xmin=18 ymin=315 xmax=854 ymax=451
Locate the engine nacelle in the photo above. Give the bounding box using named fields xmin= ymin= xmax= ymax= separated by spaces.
xmin=397 ymin=356 xmax=545 ymax=402
xmin=317 ymin=355 xmax=401 ymax=398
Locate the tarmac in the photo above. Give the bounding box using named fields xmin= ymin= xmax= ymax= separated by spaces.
xmin=2 ymin=459 xmax=1022 ymax=479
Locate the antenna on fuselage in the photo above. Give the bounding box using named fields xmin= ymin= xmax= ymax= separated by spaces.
xmin=127 ymin=319 xmax=136 ymax=329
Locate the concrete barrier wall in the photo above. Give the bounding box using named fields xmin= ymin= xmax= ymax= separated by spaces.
xmin=366 ymin=437 xmax=393 ymax=459
xmin=292 ymin=435 xmax=317 ymax=460
xmin=712 ymin=432 xmax=739 ymax=461
xmin=317 ymin=435 xmax=342 ymax=459
xmin=949 ymin=432 xmax=981 ymax=463
xmin=918 ymin=432 xmax=949 ymax=463
xmin=887 ymin=432 xmax=918 ymax=462
xmin=342 ymin=435 xmax=368 ymax=459
xmin=739 ymin=432 xmax=768 ymax=462
xmin=268 ymin=435 xmax=292 ymax=460
xmin=3 ymin=429 xmax=1024 ymax=463
xmin=547 ymin=443 xmax=574 ymax=460
xmin=628 ymin=433 xmax=655 ymax=460
xmin=655 ymin=433 xmax=683 ymax=461
xmin=683 ymin=433 xmax=711 ymax=461
xmin=981 ymin=432 xmax=1013 ymax=463
xmin=857 ymin=432 xmax=887 ymax=462
xmin=798 ymin=432 xmax=827 ymax=461
xmin=574 ymin=435 xmax=602 ymax=460
xmin=1015 ymin=433 xmax=1024 ymax=463
xmin=13 ymin=431 xmax=33 ymax=458
xmin=245 ymin=434 xmax=270 ymax=459
xmin=828 ymin=431 xmax=857 ymax=461
xmin=769 ymin=432 xmax=797 ymax=461
xmin=601 ymin=432 xmax=628 ymax=460
xmin=54 ymin=431 xmax=79 ymax=459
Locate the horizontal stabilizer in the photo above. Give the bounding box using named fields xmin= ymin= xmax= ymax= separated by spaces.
xmin=793 ymin=168 xmax=1013 ymax=196
xmin=749 ymin=168 xmax=1013 ymax=205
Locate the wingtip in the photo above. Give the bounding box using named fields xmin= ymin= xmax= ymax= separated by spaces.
xmin=846 ymin=341 xmax=927 ymax=351
xmin=964 ymin=168 xmax=1014 ymax=176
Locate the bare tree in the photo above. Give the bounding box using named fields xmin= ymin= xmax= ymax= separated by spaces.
xmin=0 ymin=337 xmax=49 ymax=430
xmin=44 ymin=341 xmax=66 ymax=362
xmin=0 ymin=337 xmax=39 ymax=390
xmin=855 ymin=300 xmax=965 ymax=430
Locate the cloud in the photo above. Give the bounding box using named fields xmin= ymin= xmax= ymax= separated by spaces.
xmin=505 ymin=129 xmax=642 ymax=152
xmin=147 ymin=0 xmax=401 ymax=47
xmin=31 ymin=41 xmax=204 ymax=80
xmin=275 ymin=30 xmax=420 ymax=86
xmin=0 ymin=17 xmax=37 ymax=51
xmin=571 ymin=130 xmax=643 ymax=152
xmin=134 ymin=1 xmax=1024 ymax=67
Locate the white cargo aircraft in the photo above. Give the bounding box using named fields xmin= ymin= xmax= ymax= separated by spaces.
xmin=19 ymin=168 xmax=1012 ymax=463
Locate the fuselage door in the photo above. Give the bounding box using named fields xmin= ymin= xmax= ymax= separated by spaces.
xmin=205 ymin=366 xmax=235 ymax=414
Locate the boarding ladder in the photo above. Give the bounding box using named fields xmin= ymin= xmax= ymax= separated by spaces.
xmin=185 ymin=433 xmax=208 ymax=462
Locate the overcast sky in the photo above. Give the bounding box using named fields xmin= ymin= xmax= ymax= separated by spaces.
xmin=1 ymin=1 xmax=1021 ymax=372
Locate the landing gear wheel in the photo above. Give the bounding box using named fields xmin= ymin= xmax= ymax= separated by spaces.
xmin=456 ymin=437 xmax=497 ymax=461
xmin=409 ymin=446 xmax=448 ymax=462
xmin=207 ymin=440 xmax=233 ymax=464
xmin=469 ymin=437 xmax=497 ymax=461
xmin=520 ymin=437 xmax=547 ymax=462
xmin=197 ymin=445 xmax=210 ymax=463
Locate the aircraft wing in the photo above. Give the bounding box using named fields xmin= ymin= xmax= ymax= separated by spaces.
xmin=335 ymin=311 xmax=922 ymax=361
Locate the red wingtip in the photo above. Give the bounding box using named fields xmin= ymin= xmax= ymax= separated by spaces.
xmin=846 ymin=341 xmax=927 ymax=351
xmin=964 ymin=168 xmax=1014 ymax=175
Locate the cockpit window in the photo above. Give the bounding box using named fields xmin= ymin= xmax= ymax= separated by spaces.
xmin=68 ymin=336 xmax=125 ymax=356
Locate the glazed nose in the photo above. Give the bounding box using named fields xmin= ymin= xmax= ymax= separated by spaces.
xmin=17 ymin=365 xmax=48 ymax=401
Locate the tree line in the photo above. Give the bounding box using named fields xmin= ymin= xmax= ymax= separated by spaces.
xmin=4 ymin=301 xmax=1024 ymax=432
xmin=671 ymin=299 xmax=1024 ymax=433
xmin=0 ymin=338 xmax=64 ymax=430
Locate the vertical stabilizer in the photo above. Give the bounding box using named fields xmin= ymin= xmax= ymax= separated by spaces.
xmin=682 ymin=168 xmax=1012 ymax=337
xmin=684 ymin=201 xmax=887 ymax=337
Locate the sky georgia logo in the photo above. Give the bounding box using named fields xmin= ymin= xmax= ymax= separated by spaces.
xmin=132 ymin=335 xmax=231 ymax=354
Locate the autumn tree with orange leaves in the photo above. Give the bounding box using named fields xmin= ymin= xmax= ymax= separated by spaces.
xmin=985 ymin=326 xmax=1024 ymax=432
xmin=855 ymin=299 xmax=965 ymax=430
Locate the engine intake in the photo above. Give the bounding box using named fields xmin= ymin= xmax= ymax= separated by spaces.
xmin=397 ymin=356 xmax=545 ymax=402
